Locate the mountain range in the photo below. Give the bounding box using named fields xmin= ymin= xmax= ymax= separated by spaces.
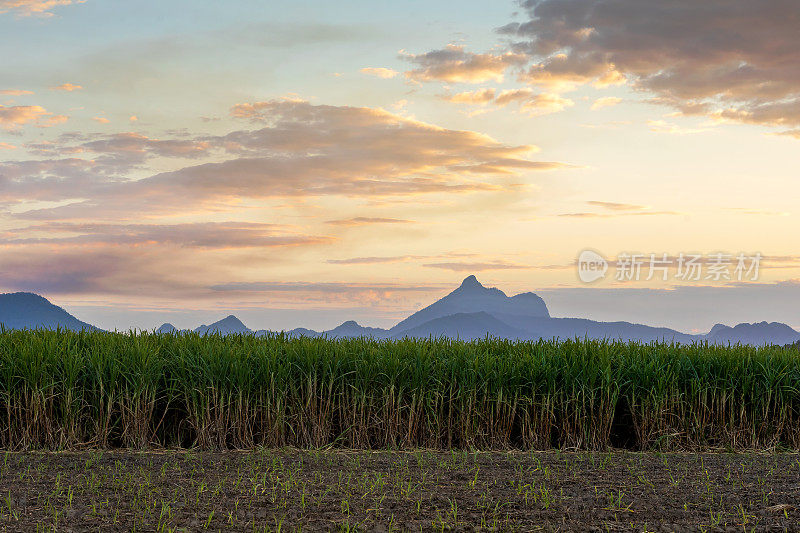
xmin=2 ymin=275 xmax=799 ymax=346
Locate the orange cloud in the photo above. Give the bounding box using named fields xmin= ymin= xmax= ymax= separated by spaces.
xmin=586 ymin=201 xmax=648 ymax=212
xmin=441 ymin=88 xmax=572 ymax=115
xmin=0 ymin=104 xmax=49 ymax=128
xmin=326 ymin=217 xmax=413 ymax=227
xmin=50 ymin=82 xmax=83 ymax=91
xmin=2 ymin=221 xmax=331 ymax=249
xmin=441 ymin=88 xmax=498 ymax=105
xmin=423 ymin=261 xmax=530 ymax=271
xmin=93 ymin=116 xmax=110 ymax=124
xmin=553 ymin=200 xmax=681 ymax=219
xmin=520 ymin=93 xmax=574 ymax=115
xmin=0 ymin=89 xmax=34 ymax=96
xmin=0 ymin=142 xmax=16 ymax=150
xmin=40 ymin=114 xmax=69 ymax=127
xmin=327 ymin=256 xmax=421 ymax=265
xmin=4 ymin=99 xmax=571 ymax=222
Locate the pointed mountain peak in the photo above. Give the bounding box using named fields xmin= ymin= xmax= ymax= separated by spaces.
xmin=195 ymin=314 xmax=250 ymax=334
xmin=156 ymin=323 xmax=177 ymax=334
xmin=459 ymin=275 xmax=483 ymax=290
xmin=390 ymin=275 xmax=549 ymax=334
xmin=339 ymin=320 xmax=360 ymax=327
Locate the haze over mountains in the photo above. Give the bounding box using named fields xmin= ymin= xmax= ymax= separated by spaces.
xmin=2 ymin=276 xmax=799 ymax=346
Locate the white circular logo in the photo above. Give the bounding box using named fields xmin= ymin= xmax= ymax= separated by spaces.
xmin=577 ymin=249 xmax=608 ymax=283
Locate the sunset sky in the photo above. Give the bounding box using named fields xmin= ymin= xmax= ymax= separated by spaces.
xmin=2 ymin=0 xmax=799 ymax=332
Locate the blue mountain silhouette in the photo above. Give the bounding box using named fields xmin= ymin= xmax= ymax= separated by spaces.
xmin=3 ymin=276 xmax=799 ymax=346
xmin=0 ymin=292 xmax=97 ymax=331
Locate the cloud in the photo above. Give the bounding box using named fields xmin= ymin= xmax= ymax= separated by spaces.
xmin=558 ymin=202 xmax=679 ymax=218
xmin=0 ymin=89 xmax=34 ymax=96
xmin=0 ymin=105 xmax=49 ymax=128
xmin=4 ymin=99 xmax=569 ymax=219
xmin=50 ymin=83 xmax=82 ymax=92
xmin=201 ymin=279 xmax=459 ymax=312
xmin=0 ymin=142 xmax=16 ymax=150
xmin=441 ymin=88 xmax=499 ymax=105
xmin=40 ymin=114 xmax=69 ymax=127
xmin=441 ymin=87 xmax=573 ymax=115
xmin=1 ymin=221 xmax=330 ymax=249
xmin=78 ymin=132 xmax=211 ymax=167
xmin=210 ymin=281 xmax=439 ymax=293
xmin=647 ymin=119 xmax=709 ymax=135
xmin=326 ymin=217 xmax=413 ymax=227
xmin=586 ymin=201 xmax=648 ymax=212
xmin=0 ymin=158 xmax=118 ymax=204
xmin=494 ymin=89 xmax=536 ymax=107
xmin=0 ymin=247 xmax=133 ymax=294
xmin=423 ymin=260 xmax=529 ymax=271
xmin=360 ymin=67 xmax=399 ymax=79
xmin=591 ymin=97 xmax=622 ymax=110
xmin=773 ymin=129 xmax=800 ymax=139
xmin=558 ymin=211 xmax=680 ymax=219
xmin=0 ymin=221 xmax=334 ymax=298
xmin=0 ymin=244 xmax=230 ymax=297
xmin=403 ymin=44 xmax=527 ymax=83
xmin=326 ymin=252 xmax=485 ymax=266
xmin=520 ymin=92 xmax=574 ymax=115
xmin=92 ymin=116 xmax=110 ymax=124
xmin=0 ymin=0 xmax=83 ymax=17
xmin=327 ymin=256 xmax=420 ymax=265
xmin=499 ymin=0 xmax=800 ymax=130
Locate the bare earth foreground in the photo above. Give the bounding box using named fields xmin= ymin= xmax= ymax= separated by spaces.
xmin=0 ymin=450 xmax=798 ymax=532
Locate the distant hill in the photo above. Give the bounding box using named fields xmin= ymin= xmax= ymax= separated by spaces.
xmin=0 ymin=292 xmax=98 ymax=331
xmin=324 ymin=320 xmax=389 ymax=339
xmin=393 ymin=311 xmax=529 ymax=341
xmin=194 ymin=315 xmax=251 ymax=335
xmin=284 ymin=327 xmax=320 ymax=338
xmin=706 ymin=321 xmax=800 ymax=346
xmin=521 ymin=316 xmax=699 ymax=344
xmin=391 ymin=275 xmax=549 ymax=335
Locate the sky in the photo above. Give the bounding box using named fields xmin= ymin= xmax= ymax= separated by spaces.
xmin=1 ymin=0 xmax=799 ymax=333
